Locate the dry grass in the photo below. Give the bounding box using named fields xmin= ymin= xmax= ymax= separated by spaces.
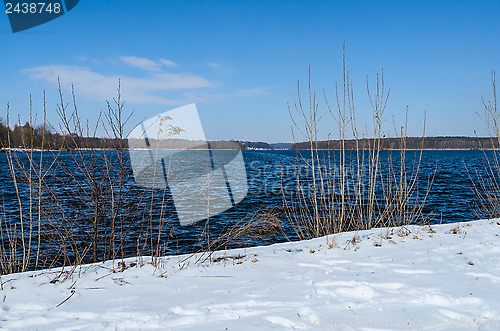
xmin=0 ymin=80 xmax=176 ymax=275
xmin=469 ymin=70 xmax=500 ymax=219
xmin=283 ymin=44 xmax=433 ymax=241
xmin=189 ymin=208 xmax=287 ymax=264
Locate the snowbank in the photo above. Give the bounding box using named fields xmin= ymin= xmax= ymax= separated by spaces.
xmin=1 ymin=220 xmax=500 ymax=330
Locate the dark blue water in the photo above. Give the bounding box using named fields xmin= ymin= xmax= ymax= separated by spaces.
xmin=243 ymin=149 xmax=488 ymax=223
xmin=0 ymin=149 xmax=496 ymax=269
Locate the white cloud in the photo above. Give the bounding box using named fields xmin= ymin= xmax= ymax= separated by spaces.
xmin=119 ymin=56 xmax=179 ymax=71
xmin=119 ymin=56 xmax=162 ymax=71
xmin=22 ymin=65 xmax=213 ymax=105
xmin=233 ymin=87 xmax=268 ymax=96
xmin=159 ymin=59 xmax=178 ymax=67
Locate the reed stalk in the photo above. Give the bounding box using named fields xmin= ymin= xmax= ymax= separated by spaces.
xmin=284 ymin=45 xmax=431 ymax=240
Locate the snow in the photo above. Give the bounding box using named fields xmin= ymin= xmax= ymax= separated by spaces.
xmin=1 ymin=219 xmax=500 ymax=330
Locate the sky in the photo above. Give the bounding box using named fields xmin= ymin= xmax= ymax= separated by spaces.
xmin=0 ymin=0 xmax=499 ymax=143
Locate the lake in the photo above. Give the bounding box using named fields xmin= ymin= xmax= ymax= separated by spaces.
xmin=0 ymin=149 xmax=496 ymax=268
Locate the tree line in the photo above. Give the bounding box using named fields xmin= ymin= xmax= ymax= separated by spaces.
xmin=0 ymin=119 xmax=129 ymax=150
xmin=290 ymin=136 xmax=500 ymax=150
xmin=0 ymin=119 xmax=248 ymax=150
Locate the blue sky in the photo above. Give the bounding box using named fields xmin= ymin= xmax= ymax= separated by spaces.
xmin=1 ymin=0 xmax=499 ymax=142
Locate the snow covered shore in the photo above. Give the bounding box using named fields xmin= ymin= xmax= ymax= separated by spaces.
xmin=1 ymin=219 xmax=500 ymax=330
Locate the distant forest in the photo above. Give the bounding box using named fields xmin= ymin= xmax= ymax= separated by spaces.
xmin=291 ymin=137 xmax=500 ymax=150
xmin=2 ymin=120 xmax=497 ymax=151
xmin=0 ymin=120 xmax=129 ymax=150
xmin=0 ymin=120 xmax=247 ymax=150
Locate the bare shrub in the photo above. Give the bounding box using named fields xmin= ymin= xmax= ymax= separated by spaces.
xmin=283 ymin=44 xmax=432 ymax=240
xmin=0 ymin=80 xmax=176 ymax=275
xmin=470 ymin=70 xmax=500 ymax=219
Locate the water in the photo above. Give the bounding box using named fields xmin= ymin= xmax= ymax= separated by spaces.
xmin=0 ymin=149 xmax=496 ymax=268
xmin=244 ymin=149 xmax=489 ymax=224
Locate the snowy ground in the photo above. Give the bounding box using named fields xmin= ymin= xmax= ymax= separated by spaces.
xmin=1 ymin=219 xmax=500 ymax=330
